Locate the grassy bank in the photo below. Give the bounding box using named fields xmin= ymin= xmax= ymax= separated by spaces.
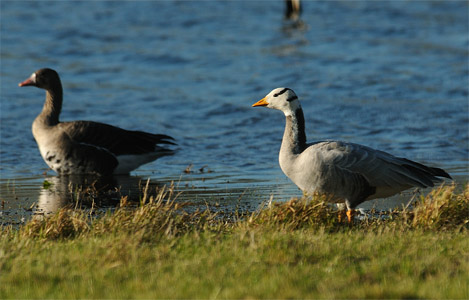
xmin=1 ymin=184 xmax=468 ymax=299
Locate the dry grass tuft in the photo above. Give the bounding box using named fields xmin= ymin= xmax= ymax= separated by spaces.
xmin=17 ymin=182 xmax=468 ymax=241
xmin=245 ymin=184 xmax=469 ymax=233
xmin=22 ymin=209 xmax=90 ymax=239
xmin=400 ymin=183 xmax=469 ymax=231
xmin=245 ymin=194 xmax=342 ymax=231
xmin=20 ymin=181 xmax=227 ymax=241
xmin=92 ymin=184 xmax=224 ymax=242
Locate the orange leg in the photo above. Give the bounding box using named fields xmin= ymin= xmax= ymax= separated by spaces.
xmin=338 ymin=210 xmax=345 ymax=223
xmin=346 ymin=209 xmax=355 ymax=223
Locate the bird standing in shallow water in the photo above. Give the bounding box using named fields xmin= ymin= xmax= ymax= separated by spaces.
xmin=252 ymin=87 xmax=452 ymax=222
xmin=19 ymin=68 xmax=175 ymax=175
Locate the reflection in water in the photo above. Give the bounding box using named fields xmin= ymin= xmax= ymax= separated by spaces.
xmin=282 ymin=2 xmax=307 ymax=32
xmin=0 ymin=173 xmax=280 ymax=225
xmin=33 ymin=175 xmax=163 ymax=219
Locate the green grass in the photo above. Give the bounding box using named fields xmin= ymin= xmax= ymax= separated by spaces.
xmin=1 ymin=184 xmax=468 ymax=299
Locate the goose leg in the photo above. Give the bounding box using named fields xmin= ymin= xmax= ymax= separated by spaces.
xmin=338 ymin=210 xmax=345 ymax=223
xmin=336 ymin=203 xmax=347 ymax=223
xmin=345 ymin=200 xmax=355 ymax=223
xmin=346 ymin=209 xmax=355 ymax=223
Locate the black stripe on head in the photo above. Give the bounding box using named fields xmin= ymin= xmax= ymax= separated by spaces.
xmin=286 ymin=95 xmax=298 ymax=102
xmin=273 ymin=88 xmax=291 ymax=97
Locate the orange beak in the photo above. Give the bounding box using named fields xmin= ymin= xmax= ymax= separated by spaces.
xmin=252 ymin=97 xmax=269 ymax=107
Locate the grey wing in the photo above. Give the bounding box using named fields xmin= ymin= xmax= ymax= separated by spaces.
xmin=326 ymin=141 xmax=451 ymax=189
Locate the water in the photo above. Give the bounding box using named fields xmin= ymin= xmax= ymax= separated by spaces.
xmin=1 ymin=1 xmax=468 ymax=225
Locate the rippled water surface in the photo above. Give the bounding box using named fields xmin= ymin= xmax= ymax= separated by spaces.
xmin=1 ymin=1 xmax=468 ymax=224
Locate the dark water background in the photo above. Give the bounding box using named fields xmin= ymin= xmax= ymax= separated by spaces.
xmin=1 ymin=1 xmax=468 ymax=224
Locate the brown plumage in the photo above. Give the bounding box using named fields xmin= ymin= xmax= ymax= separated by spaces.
xmin=19 ymin=68 xmax=175 ymax=175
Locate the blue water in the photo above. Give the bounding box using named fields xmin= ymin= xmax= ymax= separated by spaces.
xmin=1 ymin=1 xmax=468 ymax=224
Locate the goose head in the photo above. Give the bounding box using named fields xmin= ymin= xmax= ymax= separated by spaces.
xmin=252 ymin=87 xmax=301 ymax=117
xmin=19 ymin=68 xmax=61 ymax=90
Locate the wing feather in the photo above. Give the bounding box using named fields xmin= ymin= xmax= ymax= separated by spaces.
xmin=316 ymin=141 xmax=449 ymax=189
xmin=57 ymin=121 xmax=175 ymax=156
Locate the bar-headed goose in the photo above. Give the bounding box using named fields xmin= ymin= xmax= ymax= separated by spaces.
xmin=252 ymin=87 xmax=452 ymax=221
xmin=19 ymin=68 xmax=175 ymax=175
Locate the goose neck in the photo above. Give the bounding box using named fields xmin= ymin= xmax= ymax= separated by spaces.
xmin=282 ymin=108 xmax=307 ymax=154
xmin=38 ymin=86 xmax=63 ymax=126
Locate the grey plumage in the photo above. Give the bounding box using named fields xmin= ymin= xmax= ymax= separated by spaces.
xmin=253 ymin=87 xmax=451 ymax=213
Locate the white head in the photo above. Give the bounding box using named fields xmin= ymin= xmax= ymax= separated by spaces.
xmin=252 ymin=87 xmax=301 ymax=117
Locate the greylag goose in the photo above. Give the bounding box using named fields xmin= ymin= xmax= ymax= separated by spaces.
xmin=252 ymin=87 xmax=452 ymax=222
xmin=19 ymin=68 xmax=175 ymax=175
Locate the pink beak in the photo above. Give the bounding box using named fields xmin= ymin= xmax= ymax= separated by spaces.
xmin=18 ymin=74 xmax=36 ymax=87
